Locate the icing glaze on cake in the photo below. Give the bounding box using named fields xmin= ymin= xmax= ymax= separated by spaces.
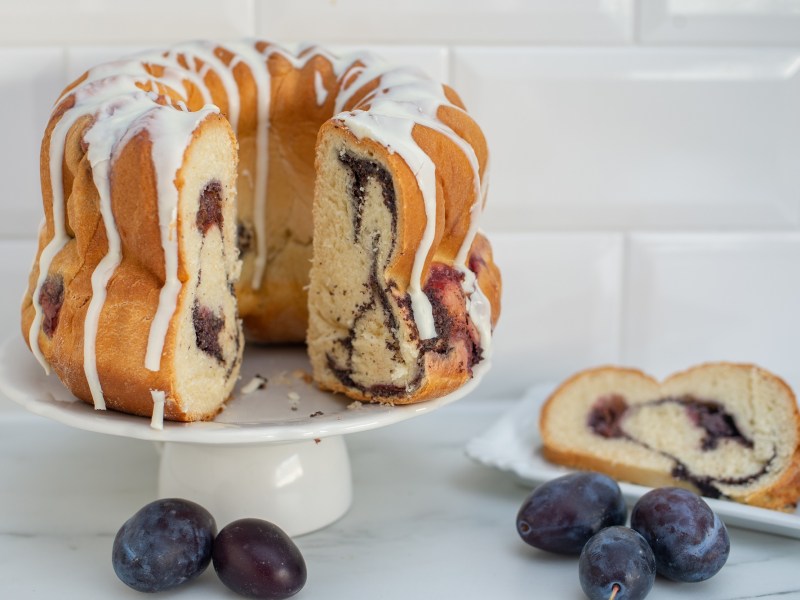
xmin=23 ymin=40 xmax=501 ymax=419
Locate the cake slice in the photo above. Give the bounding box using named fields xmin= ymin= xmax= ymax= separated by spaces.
xmin=540 ymin=363 xmax=800 ymax=511
xmin=307 ymin=121 xmax=500 ymax=404
xmin=22 ymin=107 xmax=243 ymax=422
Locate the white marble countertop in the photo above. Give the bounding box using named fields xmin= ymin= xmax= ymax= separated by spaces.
xmin=2 ymin=389 xmax=800 ymax=600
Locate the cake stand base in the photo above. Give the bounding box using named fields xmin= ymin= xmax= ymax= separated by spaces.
xmin=157 ymin=436 xmax=352 ymax=536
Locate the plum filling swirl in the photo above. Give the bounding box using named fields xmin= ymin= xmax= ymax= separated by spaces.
xmin=196 ymin=180 xmax=224 ymax=234
xmin=192 ymin=303 xmax=225 ymax=364
xmin=324 ymin=152 xmax=484 ymax=398
xmin=39 ymin=274 xmax=65 ymax=338
xmin=586 ymin=393 xmax=770 ymax=499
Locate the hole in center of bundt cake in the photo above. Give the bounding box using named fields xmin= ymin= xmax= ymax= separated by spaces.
xmin=39 ymin=274 xmax=65 ymax=338
xmin=192 ymin=302 xmax=225 ymax=363
xmin=588 ymin=394 xmax=629 ymax=438
xmin=196 ymin=180 xmax=224 ymax=234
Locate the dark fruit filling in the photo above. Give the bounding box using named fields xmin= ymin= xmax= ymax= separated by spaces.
xmin=422 ymin=263 xmax=482 ymax=369
xmin=338 ymin=150 xmax=397 ymax=240
xmin=39 ymin=274 xmax=65 ymax=338
xmin=468 ymin=253 xmax=486 ymax=276
xmin=681 ymin=397 xmax=753 ymax=450
xmin=236 ymin=221 xmax=254 ymax=255
xmin=192 ymin=303 xmax=225 ymax=363
xmin=588 ymin=394 xmax=628 ymax=439
xmin=327 ymin=152 xmax=484 ymax=398
xmin=196 ymin=180 xmax=224 ymax=234
xmin=326 ymin=154 xmax=406 ymax=397
xmin=587 ymin=393 xmax=769 ymax=500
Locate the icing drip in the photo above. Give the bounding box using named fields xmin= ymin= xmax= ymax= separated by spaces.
xmin=223 ymin=41 xmax=272 ymax=290
xmin=150 ymin=389 xmax=166 ymax=430
xmin=166 ymin=42 xmax=241 ymax=133
xmin=143 ymin=105 xmax=220 ymax=372
xmin=459 ymin=266 xmax=493 ymax=358
xmin=314 ymin=70 xmax=328 ymax=106
xmin=29 ymin=109 xmax=83 ymax=374
xmin=82 ymin=90 xmax=158 ymax=410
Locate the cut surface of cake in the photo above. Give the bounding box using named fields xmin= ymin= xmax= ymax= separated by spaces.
xmin=21 ymin=40 xmax=501 ymax=421
xmin=539 ymin=363 xmax=800 ymax=511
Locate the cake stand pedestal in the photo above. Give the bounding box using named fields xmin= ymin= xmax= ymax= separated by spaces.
xmin=0 ymin=337 xmax=488 ymax=536
xmin=157 ymin=437 xmax=351 ymax=535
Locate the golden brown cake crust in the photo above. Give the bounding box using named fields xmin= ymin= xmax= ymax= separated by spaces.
xmin=23 ymin=41 xmax=501 ymax=419
xmin=540 ymin=363 xmax=800 ymax=511
xmin=22 ymin=109 xmax=238 ymax=421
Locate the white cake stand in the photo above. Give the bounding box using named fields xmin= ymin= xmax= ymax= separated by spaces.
xmin=0 ymin=335 xmax=488 ymax=535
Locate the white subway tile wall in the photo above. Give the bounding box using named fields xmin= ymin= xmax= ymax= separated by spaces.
xmin=256 ymin=0 xmax=635 ymax=45
xmin=623 ymin=234 xmax=800 ymax=392
xmin=1 ymin=1 xmax=797 ymax=396
xmin=639 ymin=0 xmax=800 ymax=45
xmin=0 ymin=48 xmax=65 ymax=239
xmin=453 ymin=47 xmax=800 ymax=232
xmin=480 ymin=234 xmax=624 ymax=397
xmin=0 ymin=1 xmax=256 ymax=45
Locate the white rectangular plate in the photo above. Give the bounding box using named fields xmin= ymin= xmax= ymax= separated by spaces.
xmin=465 ymin=384 xmax=800 ymax=539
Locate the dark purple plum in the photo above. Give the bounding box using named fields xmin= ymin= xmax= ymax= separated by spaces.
xmin=631 ymin=487 xmax=729 ymax=582
xmin=213 ymin=518 xmax=307 ymax=599
xmin=516 ymin=472 xmax=626 ymax=555
xmin=579 ymin=526 xmax=655 ymax=600
xmin=112 ymin=498 xmax=216 ymax=592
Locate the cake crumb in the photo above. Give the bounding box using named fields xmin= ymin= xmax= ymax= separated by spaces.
xmin=314 ymin=438 xmax=321 ymax=444
xmin=347 ymin=400 xmax=363 ymax=410
xmin=241 ymin=374 xmax=267 ymax=394
xmin=287 ymin=391 xmax=300 ymax=401
xmin=292 ymin=369 xmax=313 ymax=384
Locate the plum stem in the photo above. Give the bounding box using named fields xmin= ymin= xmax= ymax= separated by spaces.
xmin=608 ymin=584 xmax=620 ymax=600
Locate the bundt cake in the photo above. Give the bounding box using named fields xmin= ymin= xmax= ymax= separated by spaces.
xmin=539 ymin=363 xmax=800 ymax=511
xmin=21 ymin=40 xmax=501 ymax=422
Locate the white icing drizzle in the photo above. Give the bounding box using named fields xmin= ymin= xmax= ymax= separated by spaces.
xmin=82 ymin=89 xmax=157 ymax=410
xmin=459 ymin=265 xmax=493 ymax=358
xmin=29 ymin=108 xmax=83 ymax=374
xmin=32 ymin=59 xmax=218 ymax=407
xmin=166 ymin=42 xmax=241 ymax=133
xmin=143 ymin=105 xmax=220 ymax=372
xmin=150 ymin=389 xmax=165 ymax=430
xmin=31 ymin=40 xmax=493 ymax=408
xmin=222 ymin=41 xmax=272 ymax=290
xmin=314 ymin=70 xmax=328 ymax=106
